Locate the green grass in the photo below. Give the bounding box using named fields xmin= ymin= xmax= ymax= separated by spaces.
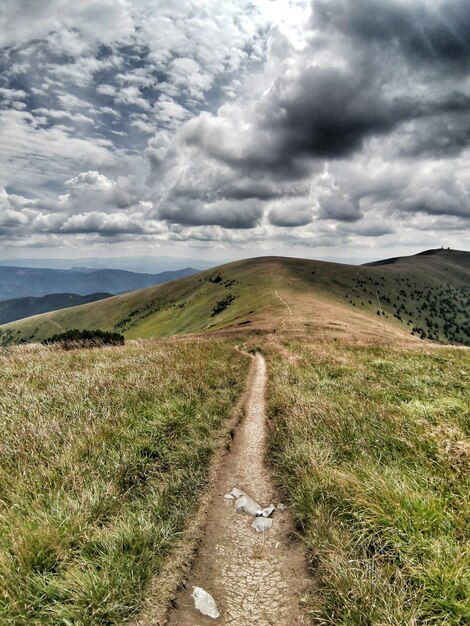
xmin=0 ymin=338 xmax=248 ymax=624
xmin=266 ymin=339 xmax=470 ymax=625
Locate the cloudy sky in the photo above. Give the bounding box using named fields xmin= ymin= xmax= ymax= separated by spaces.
xmin=0 ymin=0 xmax=469 ymax=264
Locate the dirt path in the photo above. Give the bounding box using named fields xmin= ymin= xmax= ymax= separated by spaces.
xmin=47 ymin=316 xmax=63 ymax=331
xmin=166 ymin=353 xmax=310 ymax=625
xmin=275 ymin=290 xmax=293 ymax=316
xmin=275 ymin=290 xmax=293 ymax=332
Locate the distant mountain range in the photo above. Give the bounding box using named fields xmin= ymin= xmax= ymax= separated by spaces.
xmin=0 ymin=266 xmax=199 ymax=300
xmin=1 ymin=248 xmax=468 ymax=347
xmin=0 ymin=293 xmax=113 ymax=325
xmin=0 ymin=256 xmax=214 ymax=274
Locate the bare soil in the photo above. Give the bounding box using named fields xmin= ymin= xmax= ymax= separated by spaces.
xmin=166 ymin=353 xmax=311 ymax=625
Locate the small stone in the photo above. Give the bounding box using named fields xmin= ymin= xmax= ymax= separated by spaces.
xmin=251 ymin=517 xmax=273 ymax=532
xmin=235 ymin=495 xmax=262 ymax=516
xmin=224 ymin=494 xmax=235 ymax=500
xmin=230 ymin=487 xmax=245 ymax=498
xmin=258 ymin=505 xmax=275 ymax=518
xmin=276 ymin=503 xmax=286 ymax=511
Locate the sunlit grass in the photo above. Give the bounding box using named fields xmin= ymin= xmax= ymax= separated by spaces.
xmin=266 ymin=340 xmax=470 ymax=625
xmin=0 ymin=338 xmax=247 ymax=624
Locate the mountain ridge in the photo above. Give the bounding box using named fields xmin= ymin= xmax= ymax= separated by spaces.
xmin=0 ymin=256 xmax=213 ymax=273
xmin=0 ymin=292 xmax=113 ymax=325
xmin=0 ymin=266 xmax=199 ymax=300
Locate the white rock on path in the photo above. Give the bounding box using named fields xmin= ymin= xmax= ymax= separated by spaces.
xmin=192 ymin=586 xmax=220 ymax=619
xmin=259 ymin=505 xmax=275 ymax=518
xmin=235 ymin=494 xmax=262 ymax=516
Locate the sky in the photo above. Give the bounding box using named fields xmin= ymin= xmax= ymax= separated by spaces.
xmin=0 ymin=0 xmax=469 ymax=265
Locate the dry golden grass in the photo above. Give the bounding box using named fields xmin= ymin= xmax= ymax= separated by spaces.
xmin=0 ymin=338 xmax=248 ymax=625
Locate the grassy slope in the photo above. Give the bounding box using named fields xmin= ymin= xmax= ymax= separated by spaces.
xmin=360 ymin=249 xmax=470 ymax=344
xmin=266 ymin=337 xmax=470 ymax=625
xmin=0 ymin=249 xmax=469 ymax=346
xmin=0 ymin=259 xmax=281 ymax=344
xmin=0 ymin=339 xmax=248 ymax=625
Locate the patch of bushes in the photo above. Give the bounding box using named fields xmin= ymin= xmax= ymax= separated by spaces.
xmin=208 ymin=273 xmax=223 ymax=284
xmin=211 ymin=294 xmax=236 ymax=316
xmin=43 ymin=329 xmax=124 ymax=348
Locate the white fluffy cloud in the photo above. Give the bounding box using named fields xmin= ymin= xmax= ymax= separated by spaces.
xmin=0 ymin=0 xmax=134 ymax=50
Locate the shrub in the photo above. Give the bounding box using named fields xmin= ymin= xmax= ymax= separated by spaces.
xmin=42 ymin=329 xmax=125 ymax=349
xmin=211 ymin=294 xmax=236 ymax=317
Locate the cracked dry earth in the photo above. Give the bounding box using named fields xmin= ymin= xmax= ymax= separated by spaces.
xmin=166 ymin=353 xmax=311 ymax=626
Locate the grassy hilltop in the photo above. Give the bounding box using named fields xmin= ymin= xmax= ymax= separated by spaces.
xmin=1 ymin=248 xmax=469 ymax=346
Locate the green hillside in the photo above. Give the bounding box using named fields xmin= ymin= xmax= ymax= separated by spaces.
xmin=0 ymin=249 xmax=469 ymax=346
xmin=361 ymin=249 xmax=470 ymax=343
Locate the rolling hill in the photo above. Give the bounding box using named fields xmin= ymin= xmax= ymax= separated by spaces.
xmin=0 ymin=248 xmax=468 ymax=346
xmin=0 ymin=265 xmax=198 ymax=300
xmin=0 ymin=292 xmax=113 ymax=325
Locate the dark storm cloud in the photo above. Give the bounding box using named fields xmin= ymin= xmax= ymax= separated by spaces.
xmin=313 ymin=0 xmax=470 ymax=72
xmin=158 ymin=198 xmax=263 ymax=229
xmin=317 ymin=193 xmax=362 ymax=222
xmin=164 ymin=0 xmax=470 ymax=198
xmin=146 ymin=0 xmax=470 ymax=242
xmin=396 ymin=113 xmax=470 ymax=159
xmin=259 ymin=65 xmax=413 ymax=160
xmin=268 ymin=198 xmax=313 ymax=227
xmin=178 ymin=114 xmax=312 ymax=181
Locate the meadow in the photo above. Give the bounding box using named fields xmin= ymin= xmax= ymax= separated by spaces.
xmin=0 ymin=339 xmax=247 ymax=624
xmin=2 ymin=326 xmax=469 ymax=625
xmin=266 ymin=339 xmax=469 ymax=625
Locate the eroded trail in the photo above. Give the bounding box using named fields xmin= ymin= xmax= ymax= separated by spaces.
xmin=166 ymin=353 xmax=310 ymax=625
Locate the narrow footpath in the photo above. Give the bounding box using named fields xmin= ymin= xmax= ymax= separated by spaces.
xmin=275 ymin=289 xmax=293 ymax=316
xmin=275 ymin=290 xmax=293 ymax=330
xmin=166 ymin=353 xmax=310 ymax=625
